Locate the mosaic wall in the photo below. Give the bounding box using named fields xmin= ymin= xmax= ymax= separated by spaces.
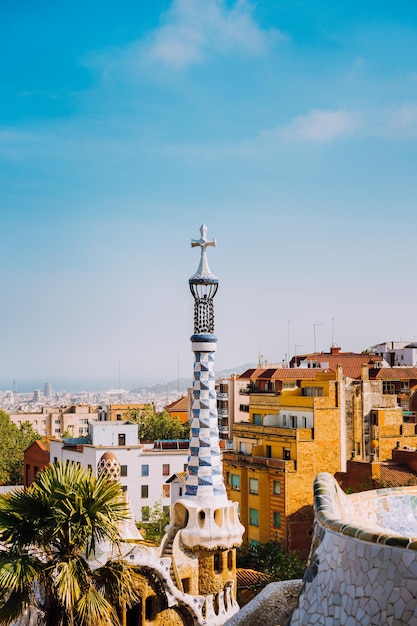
xmin=185 ymin=339 xmax=227 ymax=501
xmin=290 ymin=473 xmax=417 ymax=625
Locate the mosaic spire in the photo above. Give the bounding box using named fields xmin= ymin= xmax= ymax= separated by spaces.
xmin=185 ymin=225 xmax=227 ymax=503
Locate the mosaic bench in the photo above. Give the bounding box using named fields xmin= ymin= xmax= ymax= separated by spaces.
xmin=290 ymin=472 xmax=417 ymax=625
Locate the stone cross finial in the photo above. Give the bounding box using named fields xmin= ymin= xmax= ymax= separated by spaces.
xmin=190 ymin=224 xmax=217 ymax=281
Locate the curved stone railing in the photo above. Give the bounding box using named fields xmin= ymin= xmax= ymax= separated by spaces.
xmin=290 ymin=473 xmax=417 ymax=625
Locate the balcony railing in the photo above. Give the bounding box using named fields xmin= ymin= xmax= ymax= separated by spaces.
xmin=223 ymin=451 xmax=296 ymax=472
xmin=217 ymin=392 xmax=228 ymax=400
xmin=218 ymin=408 xmax=228 ymax=417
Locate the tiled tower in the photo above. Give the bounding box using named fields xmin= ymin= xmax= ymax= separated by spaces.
xmin=165 ymin=225 xmax=244 ymax=624
xmin=185 ymin=225 xmax=227 ymax=503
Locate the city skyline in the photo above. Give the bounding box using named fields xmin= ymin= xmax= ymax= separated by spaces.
xmin=1 ymin=1 xmax=417 ymax=389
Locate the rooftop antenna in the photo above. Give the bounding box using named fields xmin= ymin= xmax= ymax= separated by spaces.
xmin=118 ymin=360 xmax=121 ymax=402
xmin=313 ymin=323 xmax=323 ymax=353
xmin=177 ymin=350 xmax=180 ymax=398
xmin=331 ymin=317 xmax=336 ymax=347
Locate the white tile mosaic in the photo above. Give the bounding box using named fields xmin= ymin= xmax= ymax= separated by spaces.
xmin=290 ymin=473 xmax=417 ymax=625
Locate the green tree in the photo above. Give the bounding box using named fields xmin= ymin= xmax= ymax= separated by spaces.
xmin=0 ymin=411 xmax=39 ymax=485
xmin=0 ymin=460 xmax=142 ymax=626
xmin=137 ymin=501 xmax=170 ymax=544
xmin=126 ymin=406 xmax=190 ymax=441
xmin=237 ymin=541 xmax=305 ymax=582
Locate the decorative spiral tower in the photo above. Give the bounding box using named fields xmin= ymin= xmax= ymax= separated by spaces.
xmin=169 ymin=223 xmax=243 ymax=564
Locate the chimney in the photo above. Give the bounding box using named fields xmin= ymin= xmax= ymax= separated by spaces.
xmin=331 ymin=345 xmax=341 ymax=355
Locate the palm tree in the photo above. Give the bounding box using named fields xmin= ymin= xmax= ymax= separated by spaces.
xmin=0 ymin=460 xmax=142 ymax=626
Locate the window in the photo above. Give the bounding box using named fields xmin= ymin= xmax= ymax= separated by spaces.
xmin=141 ymin=485 xmax=149 ymax=498
xmin=179 ymin=487 xmax=183 ymax=496
xmin=227 ymin=551 xmax=233 ymax=570
xmin=273 ymin=480 xmax=281 ymax=495
xmin=249 ymin=478 xmax=259 ymax=495
xmin=302 ymin=386 xmax=323 ymax=397
xmin=283 ymin=448 xmax=291 ymax=460
xmin=141 ymin=464 xmax=149 ymax=477
xmin=120 ymin=465 xmax=127 ymax=477
xmin=253 ymin=413 xmax=262 ymax=425
xmin=231 ymin=474 xmax=240 ymax=490
xmin=118 ymin=433 xmax=126 ymax=446
xmin=116 ymin=413 xmax=122 ymax=420
xmin=249 ymin=508 xmax=259 ymax=526
xmin=290 ymin=415 xmax=297 ymax=428
xmin=162 ymin=464 xmax=170 ymax=476
xmin=183 ymin=464 xmax=188 ymax=472
xmin=273 ymin=511 xmax=281 ymax=527
xmin=283 ymin=415 xmax=287 ymax=427
xmin=266 ymin=445 xmax=272 ymax=458
xmin=55 ymin=419 xmax=61 ymax=424
xmin=145 ymin=596 xmax=155 ymax=621
xmin=162 ymin=484 xmax=170 ymax=498
xmin=141 ymin=506 xmax=150 ymax=521
xmin=213 ymin=553 xmax=221 ymax=573
xmin=226 ymin=471 xmax=230 ymax=484
xmin=163 ymin=505 xmax=170 ymax=517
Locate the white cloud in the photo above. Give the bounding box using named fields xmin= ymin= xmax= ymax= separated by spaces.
xmin=144 ymin=0 xmax=280 ymax=69
xmin=382 ymin=103 xmax=417 ymax=137
xmin=263 ymin=109 xmax=361 ymax=143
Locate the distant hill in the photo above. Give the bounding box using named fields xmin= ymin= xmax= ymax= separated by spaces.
xmin=130 ymin=364 xmax=256 ymax=395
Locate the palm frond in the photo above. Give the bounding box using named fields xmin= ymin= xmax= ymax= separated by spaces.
xmin=52 ymin=557 xmax=87 ymax=610
xmin=75 ymin=586 xmax=119 ymax=626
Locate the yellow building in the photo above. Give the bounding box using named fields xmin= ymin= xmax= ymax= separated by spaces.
xmin=98 ymin=403 xmax=149 ymax=421
xmin=224 ymin=369 xmax=343 ymax=558
xmin=223 ymin=362 xmax=417 ymax=558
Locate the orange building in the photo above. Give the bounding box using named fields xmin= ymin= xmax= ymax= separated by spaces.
xmin=24 ymin=440 xmax=50 ymax=487
xmin=165 ymin=396 xmax=189 ymax=424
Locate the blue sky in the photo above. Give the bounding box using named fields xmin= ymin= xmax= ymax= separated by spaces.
xmin=1 ymin=0 xmax=417 ymax=391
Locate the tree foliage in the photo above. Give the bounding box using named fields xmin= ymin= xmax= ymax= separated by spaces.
xmin=237 ymin=541 xmax=305 ymax=582
xmin=137 ymin=501 xmax=170 ymax=544
xmin=0 ymin=410 xmax=39 ymax=485
xmin=125 ymin=405 xmax=190 ymax=441
xmin=0 ymin=460 xmax=142 ymax=626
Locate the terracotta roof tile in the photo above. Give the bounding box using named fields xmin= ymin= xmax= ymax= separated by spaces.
xmin=238 ymin=369 xmax=257 ymax=379
xmin=370 ymin=368 xmax=417 ymax=381
xmin=271 ymin=369 xmax=327 ymax=380
xmin=377 ymin=463 xmax=417 ymax=488
xmin=292 ymin=352 xmax=383 ymax=379
xmin=165 ymin=396 xmax=188 ymax=412
xmin=236 ymin=568 xmax=271 ymax=588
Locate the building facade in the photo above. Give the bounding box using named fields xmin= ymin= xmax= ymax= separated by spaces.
xmin=10 ymin=404 xmax=98 ymax=438
xmin=49 ymin=421 xmax=189 ymax=522
xmin=223 ymin=359 xmax=417 ymax=558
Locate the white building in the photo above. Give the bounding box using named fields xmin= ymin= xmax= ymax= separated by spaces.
xmin=49 ymin=421 xmax=189 ymax=523
xmin=9 ymin=404 xmax=97 ymax=438
xmin=368 ymin=340 xmax=417 ymax=367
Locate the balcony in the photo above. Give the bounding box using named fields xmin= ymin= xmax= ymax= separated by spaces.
xmin=219 ymin=425 xmax=229 ymax=434
xmin=217 ymin=392 xmax=228 ymax=400
xmin=223 ymin=450 xmax=296 ymax=472
xmin=403 ymin=411 xmax=417 ymax=423
xmin=218 ymin=408 xmax=228 ymax=417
